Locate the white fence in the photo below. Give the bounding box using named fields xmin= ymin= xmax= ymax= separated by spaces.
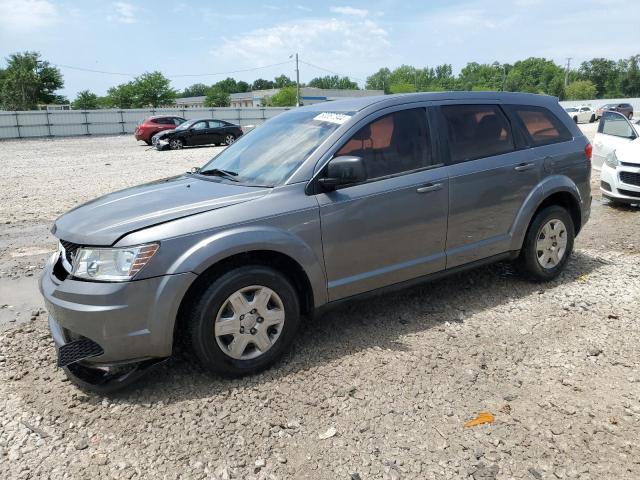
xmin=0 ymin=107 xmax=290 ymax=140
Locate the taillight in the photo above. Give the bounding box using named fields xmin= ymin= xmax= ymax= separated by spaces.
xmin=584 ymin=142 xmax=592 ymax=162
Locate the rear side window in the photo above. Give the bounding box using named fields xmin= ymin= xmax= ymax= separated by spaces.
xmin=440 ymin=104 xmax=514 ymax=163
xmin=512 ymin=106 xmax=572 ymax=146
xmin=336 ymin=108 xmax=433 ymax=179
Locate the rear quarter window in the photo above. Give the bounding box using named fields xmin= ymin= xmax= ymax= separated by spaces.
xmin=512 ymin=106 xmax=573 ymax=147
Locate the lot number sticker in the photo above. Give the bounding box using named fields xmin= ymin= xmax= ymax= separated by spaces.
xmin=313 ymin=112 xmax=351 ymax=125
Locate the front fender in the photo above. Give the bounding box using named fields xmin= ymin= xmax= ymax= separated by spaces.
xmin=166 ymin=225 xmax=328 ymax=307
xmin=508 ymin=175 xmax=582 ymax=251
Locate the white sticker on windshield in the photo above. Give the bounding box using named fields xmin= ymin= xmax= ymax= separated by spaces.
xmin=313 ymin=112 xmax=351 ymax=125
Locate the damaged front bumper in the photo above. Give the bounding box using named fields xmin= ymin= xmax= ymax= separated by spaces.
xmin=39 ymin=252 xmax=196 ymax=392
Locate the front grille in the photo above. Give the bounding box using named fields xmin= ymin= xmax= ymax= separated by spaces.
xmin=618 ymin=188 xmax=640 ymax=199
xmin=59 ymin=239 xmax=80 ymax=265
xmin=57 ymin=337 xmax=104 ymax=367
xmin=620 ymin=171 xmax=640 ymax=187
xmin=600 ymin=181 xmax=612 ymax=192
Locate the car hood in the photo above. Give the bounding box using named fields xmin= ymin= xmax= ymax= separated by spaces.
xmin=155 ymin=128 xmax=176 ymax=138
xmin=615 ymin=138 xmax=640 ymax=164
xmin=53 ymin=175 xmax=270 ymax=245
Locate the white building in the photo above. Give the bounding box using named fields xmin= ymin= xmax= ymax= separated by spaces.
xmin=229 ymin=87 xmax=384 ymax=108
xmin=174 ymin=96 xmax=207 ymax=108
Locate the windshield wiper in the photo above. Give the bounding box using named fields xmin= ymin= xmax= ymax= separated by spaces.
xmin=198 ymin=168 xmax=239 ymax=181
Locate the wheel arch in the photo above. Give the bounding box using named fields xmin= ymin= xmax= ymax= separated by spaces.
xmin=510 ymin=178 xmax=584 ymax=251
xmin=173 ymin=249 xmax=316 ymax=350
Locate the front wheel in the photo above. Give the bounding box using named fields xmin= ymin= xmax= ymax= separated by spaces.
xmin=517 ymin=206 xmax=575 ymax=282
xmin=169 ymin=138 xmax=184 ymax=150
xmin=629 ymin=113 xmax=634 ymax=120
xmin=187 ymin=266 xmax=300 ymax=376
xmin=573 ymin=116 xmax=578 ymax=124
xmin=589 ymin=114 xmax=595 ymax=123
xmin=224 ymin=133 xmax=236 ymax=145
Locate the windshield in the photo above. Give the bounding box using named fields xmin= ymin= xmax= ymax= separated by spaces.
xmin=176 ymin=120 xmax=196 ymax=131
xmin=199 ymin=110 xmax=352 ymax=186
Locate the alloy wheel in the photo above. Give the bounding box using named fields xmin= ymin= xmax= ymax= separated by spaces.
xmin=224 ymin=134 xmax=235 ymax=145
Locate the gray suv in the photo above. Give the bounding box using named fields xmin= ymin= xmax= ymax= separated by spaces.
xmin=40 ymin=92 xmax=592 ymax=391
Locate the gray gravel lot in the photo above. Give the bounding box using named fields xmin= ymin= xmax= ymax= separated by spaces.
xmin=1 ymin=132 xmax=639 ymax=480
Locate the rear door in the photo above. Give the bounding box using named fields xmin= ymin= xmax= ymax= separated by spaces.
xmin=437 ymin=102 xmax=541 ymax=268
xmin=207 ymin=120 xmax=225 ymax=144
xmin=592 ymin=111 xmax=638 ymax=169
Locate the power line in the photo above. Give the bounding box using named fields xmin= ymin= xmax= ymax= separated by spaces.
xmin=167 ymin=60 xmax=293 ymax=78
xmin=298 ymin=59 xmax=363 ymax=83
xmin=51 ymin=60 xmax=294 ymax=79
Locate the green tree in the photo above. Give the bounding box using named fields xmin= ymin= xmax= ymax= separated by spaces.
xmin=365 ymin=68 xmax=391 ymax=93
xmin=236 ymin=80 xmax=250 ymax=93
xmin=565 ymin=80 xmax=597 ymax=100
xmin=504 ymin=57 xmax=565 ymax=95
xmin=273 ymin=74 xmax=294 ymax=88
xmin=620 ymin=55 xmax=640 ymax=97
xmin=252 ymin=78 xmax=275 ymax=90
xmin=133 ymin=71 xmax=176 ymax=107
xmin=72 ymin=90 xmax=99 ymax=109
xmin=181 ymin=83 xmax=209 ymax=97
xmin=269 ymin=86 xmax=297 ymax=106
xmin=105 ymin=82 xmax=136 ymax=108
xmin=578 ymin=58 xmax=619 ymax=98
xmin=205 ymin=88 xmax=230 ymax=107
xmin=389 ymin=82 xmax=416 ymax=94
xmin=0 ymin=51 xmax=64 ymax=110
xmin=308 ymin=75 xmax=357 ymax=89
xmin=458 ymin=62 xmax=506 ymax=91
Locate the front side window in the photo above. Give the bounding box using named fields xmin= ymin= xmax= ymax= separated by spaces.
xmin=512 ymin=105 xmax=572 ymax=147
xmin=600 ymin=111 xmax=636 ymax=138
xmin=335 ymin=108 xmax=432 ymax=179
xmin=441 ymin=104 xmax=514 ymax=162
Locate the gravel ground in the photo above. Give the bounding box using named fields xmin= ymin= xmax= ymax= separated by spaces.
xmin=1 ymin=132 xmax=639 ymax=480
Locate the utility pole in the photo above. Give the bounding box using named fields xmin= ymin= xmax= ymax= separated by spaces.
xmin=565 ymin=57 xmax=572 ymax=87
xmin=295 ymin=53 xmax=300 ymax=107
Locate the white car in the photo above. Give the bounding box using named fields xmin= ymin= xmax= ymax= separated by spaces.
xmin=564 ymin=105 xmax=596 ymax=124
xmin=593 ymin=111 xmax=640 ymax=205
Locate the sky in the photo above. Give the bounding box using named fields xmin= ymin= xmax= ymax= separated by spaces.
xmin=0 ymin=0 xmax=639 ymax=99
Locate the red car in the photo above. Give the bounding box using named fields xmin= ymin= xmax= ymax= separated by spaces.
xmin=134 ymin=116 xmax=187 ymax=145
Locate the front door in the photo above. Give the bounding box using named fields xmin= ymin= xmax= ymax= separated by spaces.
xmin=316 ymin=107 xmax=449 ymax=301
xmin=593 ymin=111 xmax=638 ymax=170
xmin=188 ymin=121 xmax=210 ymax=145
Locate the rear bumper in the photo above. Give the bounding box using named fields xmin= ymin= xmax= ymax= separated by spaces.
xmin=39 ymin=253 xmax=196 ymax=366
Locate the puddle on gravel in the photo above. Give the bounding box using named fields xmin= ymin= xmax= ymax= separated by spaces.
xmin=0 ymin=276 xmax=43 ymax=330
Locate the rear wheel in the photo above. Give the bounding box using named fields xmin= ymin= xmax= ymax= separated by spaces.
xmin=573 ymin=116 xmax=578 ymax=124
xmin=629 ymin=112 xmax=634 ymax=120
xmin=517 ymin=206 xmax=574 ymax=282
xmin=169 ymin=138 xmax=184 ymax=150
xmin=186 ymin=265 xmax=300 ymax=376
xmin=589 ymin=114 xmax=595 ymax=123
xmin=224 ymin=133 xmax=236 ymax=145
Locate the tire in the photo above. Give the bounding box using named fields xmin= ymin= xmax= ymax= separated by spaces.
xmin=590 ymin=114 xmax=595 ymax=123
xmin=628 ymin=113 xmax=633 ymax=120
xmin=224 ymin=133 xmax=236 ymax=146
xmin=186 ymin=265 xmax=300 ymax=377
xmin=573 ymin=116 xmax=578 ymax=124
xmin=517 ymin=205 xmax=575 ymax=282
xmin=169 ymin=138 xmax=184 ymax=150
xmin=144 ymin=138 xmax=153 ymax=146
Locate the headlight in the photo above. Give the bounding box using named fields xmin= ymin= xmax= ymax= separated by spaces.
xmin=71 ymin=244 xmax=159 ymax=282
xmin=604 ymin=151 xmax=619 ymax=169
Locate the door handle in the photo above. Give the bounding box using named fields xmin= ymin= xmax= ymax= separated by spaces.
xmin=416 ymin=183 xmax=443 ymax=193
xmin=514 ymin=162 xmax=535 ymax=172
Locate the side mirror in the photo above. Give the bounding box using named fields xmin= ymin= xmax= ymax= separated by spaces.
xmin=318 ymin=156 xmax=367 ymax=191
